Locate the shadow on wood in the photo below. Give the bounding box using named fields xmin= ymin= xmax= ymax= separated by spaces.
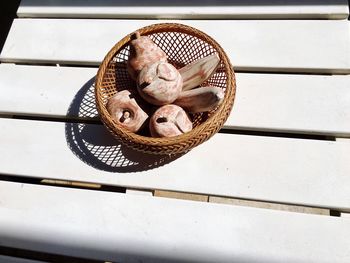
xmin=65 ymin=76 xmax=183 ymax=173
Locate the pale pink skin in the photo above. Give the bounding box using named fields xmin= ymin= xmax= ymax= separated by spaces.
xmin=127 ymin=33 xmax=167 ymax=80
xmin=149 ymin=104 xmax=192 ymax=138
xmin=137 ymin=61 xmax=183 ymax=106
xmin=106 ymin=90 xmax=148 ymax=133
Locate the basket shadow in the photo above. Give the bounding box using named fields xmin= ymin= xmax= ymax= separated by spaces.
xmin=65 ymin=76 xmax=183 ymax=173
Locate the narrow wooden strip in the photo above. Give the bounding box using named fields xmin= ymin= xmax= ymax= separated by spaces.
xmin=1 ymin=65 xmax=350 ymax=136
xmin=209 ymin=196 xmax=330 ymax=215
xmin=1 ymin=181 xmax=350 ymax=262
xmin=1 ymin=19 xmax=350 ymax=73
xmin=154 ymin=190 xmax=208 ymax=202
xmin=336 ymin=138 xmax=350 ymax=142
xmin=41 ymin=179 xmax=101 ymax=189
xmin=0 ymin=118 xmax=349 ymax=210
xmin=17 ymin=0 xmax=350 ymax=19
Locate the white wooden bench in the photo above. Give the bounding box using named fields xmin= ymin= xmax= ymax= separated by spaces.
xmin=0 ymin=1 xmax=350 ymax=262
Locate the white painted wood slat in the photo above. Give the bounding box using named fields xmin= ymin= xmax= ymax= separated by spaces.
xmin=0 ymin=65 xmax=97 ymax=119
xmin=232 ymin=73 xmax=350 ymax=136
xmin=17 ymin=0 xmax=350 ymax=19
xmin=1 ymin=19 xmax=350 ymax=73
xmin=1 ymin=64 xmax=350 ymax=136
xmin=0 ymin=118 xmax=349 ymax=210
xmin=1 ymin=181 xmax=350 ymax=262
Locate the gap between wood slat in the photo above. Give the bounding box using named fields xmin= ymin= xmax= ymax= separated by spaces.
xmin=13 ymin=61 xmax=100 ymax=68
xmin=0 ymin=114 xmax=337 ymax=141
xmin=4 ymin=114 xmax=101 ymax=124
xmin=219 ymin=128 xmax=336 ymax=141
xmin=13 ymin=16 xmax=349 ymax=21
xmin=0 ymin=174 xmax=126 ymax=193
xmin=5 ymin=61 xmax=337 ymax=76
xmin=330 ymin=210 xmax=342 ymax=217
xmin=0 ymin=246 xmax=105 ymax=263
xmin=16 ymin=0 xmax=350 ymax=20
xmin=14 ymin=14 xmax=345 ymax=20
xmin=0 ymin=173 xmax=344 ymax=216
xmin=8 ymin=61 xmax=343 ymax=75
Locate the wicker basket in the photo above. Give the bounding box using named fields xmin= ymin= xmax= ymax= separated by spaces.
xmin=95 ymin=23 xmax=236 ymax=155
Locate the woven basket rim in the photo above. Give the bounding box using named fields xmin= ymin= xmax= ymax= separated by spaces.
xmin=95 ymin=22 xmax=236 ymax=153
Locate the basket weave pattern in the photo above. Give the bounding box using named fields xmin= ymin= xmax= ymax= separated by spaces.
xmin=95 ymin=23 xmax=236 ymax=155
